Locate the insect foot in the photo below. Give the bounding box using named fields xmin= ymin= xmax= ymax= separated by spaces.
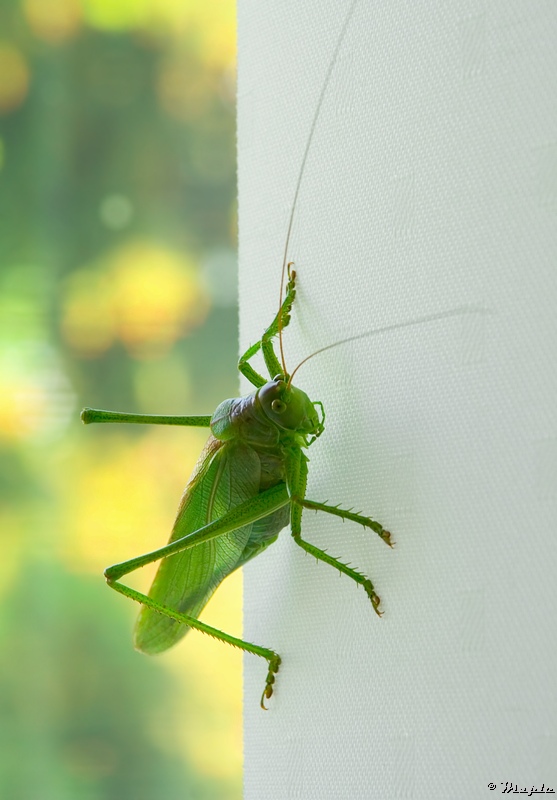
xmin=379 ymin=528 xmax=394 ymax=548
xmin=260 ymin=654 xmax=282 ymax=710
xmin=363 ymin=581 xmax=383 ymax=617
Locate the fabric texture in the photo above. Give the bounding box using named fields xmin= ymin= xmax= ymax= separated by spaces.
xmin=238 ymin=2 xmax=557 ymax=797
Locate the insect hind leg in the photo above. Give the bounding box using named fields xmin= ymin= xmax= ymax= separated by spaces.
xmin=107 ymin=578 xmax=281 ymax=709
xmin=238 ymin=264 xmax=297 ymax=386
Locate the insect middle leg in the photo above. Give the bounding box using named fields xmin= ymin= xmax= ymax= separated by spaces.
xmin=287 ymin=452 xmax=391 ymax=616
xmin=238 ymin=263 xmax=297 ymax=387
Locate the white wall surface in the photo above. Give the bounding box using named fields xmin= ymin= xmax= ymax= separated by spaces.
xmin=237 ymin=2 xmax=557 ymax=798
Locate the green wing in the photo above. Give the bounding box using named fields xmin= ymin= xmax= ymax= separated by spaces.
xmin=134 ymin=435 xmax=261 ymax=654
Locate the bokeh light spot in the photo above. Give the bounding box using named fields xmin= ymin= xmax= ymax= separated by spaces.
xmin=110 ymin=241 xmax=210 ymax=358
xmin=64 ymin=427 xmax=208 ymax=574
xmin=83 ymin=0 xmax=150 ymax=31
xmin=24 ymin=0 xmax=82 ymax=45
xmin=0 ymin=44 xmax=30 ymax=115
xmin=61 ymin=241 xmax=211 ymax=359
xmin=0 ymin=344 xmax=75 ymax=442
xmin=61 ymin=269 xmax=116 ymax=357
xmin=99 ymin=194 xmax=134 ymax=230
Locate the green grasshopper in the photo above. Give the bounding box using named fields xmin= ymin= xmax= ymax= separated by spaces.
xmin=81 ymin=0 xmax=393 ymax=709
xmin=81 ymin=264 xmax=392 ymax=709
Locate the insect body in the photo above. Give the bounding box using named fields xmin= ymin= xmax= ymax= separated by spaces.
xmin=81 ymin=266 xmax=392 ymax=708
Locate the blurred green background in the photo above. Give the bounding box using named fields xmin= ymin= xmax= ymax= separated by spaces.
xmin=0 ymin=1 xmax=242 ymax=797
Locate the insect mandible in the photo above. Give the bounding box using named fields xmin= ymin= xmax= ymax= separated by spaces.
xmin=80 ymin=0 xmax=392 ymax=710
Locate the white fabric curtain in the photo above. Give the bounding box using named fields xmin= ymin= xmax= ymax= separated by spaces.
xmin=238 ymin=2 xmax=556 ymax=796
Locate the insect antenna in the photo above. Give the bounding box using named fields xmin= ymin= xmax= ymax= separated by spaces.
xmin=286 ymin=306 xmax=489 ymax=388
xmin=277 ymin=0 xmax=361 ymax=377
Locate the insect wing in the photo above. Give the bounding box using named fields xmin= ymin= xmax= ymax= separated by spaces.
xmin=134 ymin=435 xmax=261 ymax=654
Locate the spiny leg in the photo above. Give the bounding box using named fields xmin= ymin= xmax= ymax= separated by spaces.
xmin=105 ymin=483 xmax=289 ymax=581
xmin=238 ymin=264 xmax=297 ymax=387
xmin=105 ymin=482 xmax=290 ymax=708
xmin=300 ymin=498 xmax=393 ymax=548
xmin=286 ymin=451 xmax=387 ymax=616
xmin=295 ymin=498 xmax=393 ymax=615
xmin=291 ymin=505 xmax=384 ymax=616
xmin=108 ymin=579 xmax=280 ymax=710
xmin=261 ymin=264 xmax=296 ymax=379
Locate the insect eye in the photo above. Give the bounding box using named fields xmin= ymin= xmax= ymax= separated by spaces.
xmin=271 ymin=399 xmax=286 ymax=413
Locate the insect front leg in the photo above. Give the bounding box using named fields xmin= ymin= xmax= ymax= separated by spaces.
xmin=286 ymin=451 xmax=388 ymax=617
xmin=300 ymin=498 xmax=393 ymax=548
xmin=238 ymin=264 xmax=297 ymax=386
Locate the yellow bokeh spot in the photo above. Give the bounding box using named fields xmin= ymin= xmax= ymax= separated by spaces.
xmin=0 ymin=44 xmax=30 ymax=115
xmin=63 ymin=426 xmax=208 ymax=576
xmin=110 ymin=242 xmax=210 ymax=357
xmin=62 ymin=241 xmax=210 ymax=358
xmin=82 ymin=0 xmax=150 ymax=31
xmin=81 ymin=0 xmax=235 ymax=71
xmin=24 ymin=0 xmax=82 ymax=45
xmin=148 ymin=2 xmax=236 ymax=69
xmin=0 ymin=332 xmax=74 ymax=441
xmin=0 ymin=374 xmax=48 ymax=442
xmin=61 ymin=269 xmax=116 ymax=357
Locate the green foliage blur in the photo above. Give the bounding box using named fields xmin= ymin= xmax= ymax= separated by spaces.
xmin=0 ymin=1 xmax=241 ymax=797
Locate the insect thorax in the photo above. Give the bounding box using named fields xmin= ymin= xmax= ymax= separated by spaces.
xmin=210 ymin=394 xmax=281 ymax=449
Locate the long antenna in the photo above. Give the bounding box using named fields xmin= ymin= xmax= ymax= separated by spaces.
xmin=278 ymin=0 xmax=361 ymax=376
xmin=287 ymin=307 xmax=491 ymax=387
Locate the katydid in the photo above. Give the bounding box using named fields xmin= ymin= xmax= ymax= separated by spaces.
xmin=81 ymin=264 xmax=393 ymax=709
xmin=80 ymin=0 xmax=393 ymax=709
